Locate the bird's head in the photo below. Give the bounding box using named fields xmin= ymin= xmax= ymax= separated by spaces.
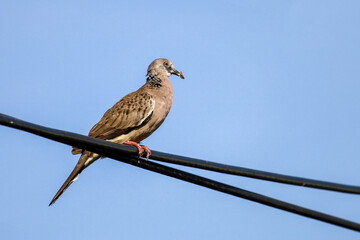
xmin=147 ymin=58 xmax=184 ymax=79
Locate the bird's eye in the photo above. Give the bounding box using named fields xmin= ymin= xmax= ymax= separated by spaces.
xmin=164 ymin=62 xmax=169 ymax=67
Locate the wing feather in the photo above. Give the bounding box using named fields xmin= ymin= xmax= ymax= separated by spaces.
xmin=72 ymin=90 xmax=155 ymax=154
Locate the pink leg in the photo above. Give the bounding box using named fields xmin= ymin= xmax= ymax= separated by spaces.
xmin=124 ymin=141 xmax=144 ymax=158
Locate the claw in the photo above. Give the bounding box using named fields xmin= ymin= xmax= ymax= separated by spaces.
xmin=140 ymin=145 xmax=151 ymax=160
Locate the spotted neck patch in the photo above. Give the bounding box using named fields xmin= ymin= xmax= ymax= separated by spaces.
xmin=146 ymin=75 xmax=162 ymax=87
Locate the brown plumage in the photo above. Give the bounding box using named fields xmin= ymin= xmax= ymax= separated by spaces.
xmin=49 ymin=58 xmax=184 ymax=206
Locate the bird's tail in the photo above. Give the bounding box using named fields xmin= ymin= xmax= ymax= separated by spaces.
xmin=49 ymin=152 xmax=98 ymax=206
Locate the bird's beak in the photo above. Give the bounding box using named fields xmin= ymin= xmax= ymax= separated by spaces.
xmin=171 ymin=69 xmax=185 ymax=79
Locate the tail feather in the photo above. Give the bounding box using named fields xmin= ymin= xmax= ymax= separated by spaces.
xmin=49 ymin=153 xmax=93 ymax=206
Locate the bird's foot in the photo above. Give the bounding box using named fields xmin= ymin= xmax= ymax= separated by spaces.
xmin=124 ymin=141 xmax=151 ymax=160
xmin=124 ymin=141 xmax=144 ymax=157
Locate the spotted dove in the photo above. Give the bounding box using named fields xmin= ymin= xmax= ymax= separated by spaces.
xmin=49 ymin=58 xmax=184 ymax=205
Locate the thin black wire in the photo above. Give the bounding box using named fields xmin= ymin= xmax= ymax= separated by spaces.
xmin=149 ymin=150 xmax=360 ymax=194
xmin=1 ymin=113 xmax=359 ymax=194
xmin=113 ymin=156 xmax=360 ymax=232
xmin=1 ymin=113 xmax=360 ymax=232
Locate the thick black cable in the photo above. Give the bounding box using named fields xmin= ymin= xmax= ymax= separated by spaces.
xmin=1 ymin=113 xmax=359 ymax=194
xmin=1 ymin=114 xmax=360 ymax=231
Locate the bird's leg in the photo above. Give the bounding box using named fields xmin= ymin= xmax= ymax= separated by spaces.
xmin=124 ymin=141 xmax=144 ymax=158
xmin=123 ymin=141 xmax=151 ymax=160
xmin=140 ymin=145 xmax=151 ymax=160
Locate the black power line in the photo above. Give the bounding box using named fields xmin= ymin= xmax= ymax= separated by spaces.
xmin=1 ymin=113 xmax=360 ymax=232
xmin=1 ymin=113 xmax=359 ymax=194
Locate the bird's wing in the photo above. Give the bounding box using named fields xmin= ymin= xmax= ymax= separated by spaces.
xmin=90 ymin=91 xmax=155 ymax=139
xmin=52 ymin=91 xmax=155 ymax=205
xmin=72 ymin=90 xmax=155 ymax=154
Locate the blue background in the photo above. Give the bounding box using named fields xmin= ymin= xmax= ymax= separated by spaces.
xmin=1 ymin=1 xmax=359 ymax=239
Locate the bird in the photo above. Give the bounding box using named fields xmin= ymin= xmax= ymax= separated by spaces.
xmin=49 ymin=58 xmax=184 ymax=206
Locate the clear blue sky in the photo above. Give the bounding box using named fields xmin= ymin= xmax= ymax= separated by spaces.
xmin=1 ymin=1 xmax=360 ymax=239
